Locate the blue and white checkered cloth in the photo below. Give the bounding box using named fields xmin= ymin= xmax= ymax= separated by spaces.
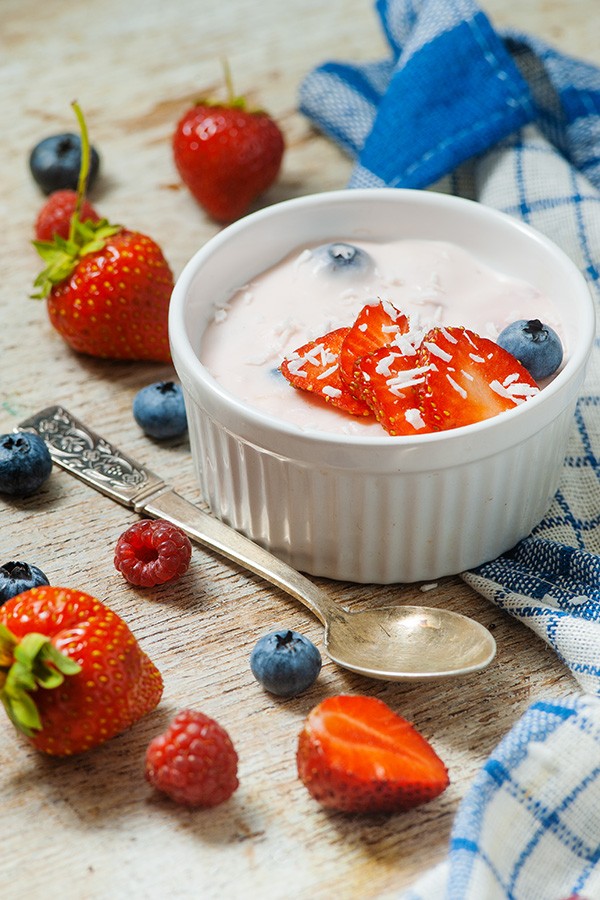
xmin=300 ymin=1 xmax=600 ymax=896
xmin=402 ymin=695 xmax=600 ymax=899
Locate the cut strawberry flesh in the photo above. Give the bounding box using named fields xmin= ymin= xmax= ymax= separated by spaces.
xmin=420 ymin=326 xmax=540 ymax=430
xmin=312 ymin=696 xmax=446 ymax=782
xmin=281 ymin=327 xmax=372 ymax=416
xmin=281 ymin=306 xmax=541 ymax=434
xmin=339 ymin=300 xmax=410 ymax=387
xmin=297 ymin=695 xmax=449 ymax=813
xmin=355 ymin=346 xmax=432 ymax=435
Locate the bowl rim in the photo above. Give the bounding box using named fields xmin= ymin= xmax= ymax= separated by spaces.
xmin=169 ymin=188 xmax=595 ymax=449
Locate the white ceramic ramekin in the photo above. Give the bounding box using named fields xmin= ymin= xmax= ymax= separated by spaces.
xmin=169 ymin=189 xmax=594 ymax=583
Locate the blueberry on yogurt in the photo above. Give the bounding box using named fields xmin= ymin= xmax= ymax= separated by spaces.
xmin=310 ymin=242 xmax=373 ymax=276
xmin=497 ymin=319 xmax=563 ymax=381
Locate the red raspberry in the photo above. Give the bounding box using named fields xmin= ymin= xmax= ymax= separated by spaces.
xmin=34 ymin=189 xmax=100 ymax=241
xmin=114 ymin=519 xmax=192 ymax=587
xmin=145 ymin=709 xmax=239 ymax=807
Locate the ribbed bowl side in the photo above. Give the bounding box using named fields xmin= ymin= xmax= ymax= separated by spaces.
xmin=187 ymin=402 xmax=575 ymax=584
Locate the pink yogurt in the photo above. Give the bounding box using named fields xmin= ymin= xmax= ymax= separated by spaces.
xmin=199 ymin=239 xmax=563 ymax=435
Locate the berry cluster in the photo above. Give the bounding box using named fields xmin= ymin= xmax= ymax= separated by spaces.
xmin=31 ymin=103 xmax=173 ymax=364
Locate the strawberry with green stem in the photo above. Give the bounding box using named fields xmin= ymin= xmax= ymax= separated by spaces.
xmin=0 ymin=586 xmax=163 ymax=756
xmin=34 ymin=189 xmax=100 ymax=242
xmin=32 ymin=102 xmax=174 ymax=363
xmin=173 ymin=63 xmax=285 ymax=223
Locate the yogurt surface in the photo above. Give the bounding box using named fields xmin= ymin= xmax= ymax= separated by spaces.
xmin=199 ymin=239 xmax=563 ymax=435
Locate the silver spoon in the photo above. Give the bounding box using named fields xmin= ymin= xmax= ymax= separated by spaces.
xmin=17 ymin=406 xmax=496 ymax=682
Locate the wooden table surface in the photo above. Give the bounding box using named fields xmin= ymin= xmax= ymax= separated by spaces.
xmin=1 ymin=1 xmax=597 ymax=897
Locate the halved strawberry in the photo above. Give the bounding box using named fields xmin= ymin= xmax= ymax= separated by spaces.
xmin=281 ymin=327 xmax=372 ymax=417
xmin=339 ymin=300 xmax=410 ymax=387
xmin=355 ymin=346 xmax=433 ymax=435
xmin=420 ymin=326 xmax=540 ymax=430
xmin=296 ymin=695 xmax=449 ymax=813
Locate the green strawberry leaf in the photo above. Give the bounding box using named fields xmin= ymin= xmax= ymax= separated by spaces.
xmin=3 ymin=688 xmax=42 ymax=735
xmin=0 ymin=623 xmax=16 ymax=668
xmin=43 ymin=641 xmax=81 ymax=676
xmin=0 ymin=623 xmax=81 ymax=737
xmin=31 ymin=219 xmax=122 ymax=299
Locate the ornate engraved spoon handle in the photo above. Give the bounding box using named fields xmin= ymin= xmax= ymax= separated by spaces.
xmin=16 ymin=406 xmax=339 ymax=624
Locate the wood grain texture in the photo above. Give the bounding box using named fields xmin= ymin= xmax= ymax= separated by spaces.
xmin=0 ymin=1 xmax=597 ymax=897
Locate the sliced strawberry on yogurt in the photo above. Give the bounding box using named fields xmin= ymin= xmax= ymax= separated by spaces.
xmin=281 ymin=327 xmax=372 ymax=416
xmin=355 ymin=345 xmax=433 ymax=435
xmin=339 ymin=300 xmax=410 ymax=388
xmin=420 ymin=326 xmax=540 ymax=430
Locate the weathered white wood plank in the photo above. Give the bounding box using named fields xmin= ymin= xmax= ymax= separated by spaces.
xmin=0 ymin=1 xmax=596 ymax=896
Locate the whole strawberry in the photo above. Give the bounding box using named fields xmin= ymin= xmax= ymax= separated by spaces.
xmin=173 ymin=69 xmax=284 ymax=223
xmin=35 ymin=226 xmax=174 ymax=362
xmin=34 ymin=189 xmax=100 ymax=242
xmin=0 ymin=586 xmax=163 ymax=756
xmin=32 ymin=103 xmax=174 ymax=363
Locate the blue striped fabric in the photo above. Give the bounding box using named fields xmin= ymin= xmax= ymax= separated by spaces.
xmin=402 ymin=696 xmax=600 ymax=899
xmin=300 ymin=1 xmax=600 ymax=896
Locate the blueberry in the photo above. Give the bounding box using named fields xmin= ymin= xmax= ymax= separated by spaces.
xmin=250 ymin=629 xmax=322 ymax=697
xmin=0 ymin=432 xmax=52 ymax=497
xmin=133 ymin=381 xmax=188 ymax=439
xmin=0 ymin=561 xmax=49 ymax=605
xmin=310 ymin=242 xmax=373 ymax=276
xmin=29 ymin=133 xmax=100 ymax=195
xmin=497 ymin=319 xmax=563 ymax=381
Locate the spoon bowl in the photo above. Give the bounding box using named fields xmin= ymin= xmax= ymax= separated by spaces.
xmin=325 ymin=605 xmax=496 ymax=681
